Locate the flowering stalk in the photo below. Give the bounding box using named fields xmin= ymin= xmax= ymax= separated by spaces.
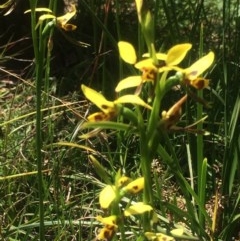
xmin=80 ymin=1 xmax=215 ymax=238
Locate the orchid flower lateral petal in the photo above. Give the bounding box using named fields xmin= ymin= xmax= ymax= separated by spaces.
xmin=81 ymin=85 xmax=115 ymax=113
xmin=123 ymin=177 xmax=144 ymax=194
xmin=99 ymin=185 xmax=116 ymax=209
xmin=96 ymin=215 xmax=118 ymax=227
xmin=115 ymin=95 xmax=152 ymax=109
xmin=118 ymin=41 xmax=137 ymax=64
xmin=124 ymin=202 xmax=153 ymax=216
xmin=166 ymin=43 xmax=192 ymax=66
xmin=185 ymin=51 xmax=214 ymax=81
xmin=57 ymin=4 xmax=76 ymax=26
xmin=115 ymin=76 xmax=142 ymax=92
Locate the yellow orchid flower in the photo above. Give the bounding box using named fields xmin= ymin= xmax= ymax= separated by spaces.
xmin=81 ymin=84 xmax=152 ymax=122
xmin=97 ymin=225 xmax=116 ymax=241
xmin=142 ymin=43 xmax=192 ymax=72
xmin=27 ymin=4 xmax=77 ymax=31
xmin=116 ymin=43 xmax=192 ymax=92
xmin=56 ymin=4 xmax=77 ymax=31
xmin=117 ymin=41 xmax=158 ymax=90
xmin=134 ymin=59 xmax=158 ymax=82
xmin=95 ymin=215 xmax=118 ymax=241
xmin=183 ymin=51 xmax=214 ymax=89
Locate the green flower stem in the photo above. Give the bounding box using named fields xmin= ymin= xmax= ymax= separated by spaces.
xmin=139 ymin=71 xmax=170 ymax=231
xmin=29 ymin=0 xmax=45 ymax=240
xmin=197 ymin=25 xmax=205 ymax=227
xmin=112 ymin=191 xmax=126 ymax=241
xmin=140 ymin=134 xmax=152 ymax=231
xmin=147 ymin=71 xmax=167 ymax=142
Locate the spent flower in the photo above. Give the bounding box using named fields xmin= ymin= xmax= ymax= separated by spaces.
xmin=25 ymin=4 xmax=77 ymax=31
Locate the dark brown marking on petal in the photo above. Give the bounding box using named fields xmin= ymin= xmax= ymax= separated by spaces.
xmin=133 ymin=185 xmax=139 ymax=190
xmin=101 ymin=104 xmax=109 ymax=110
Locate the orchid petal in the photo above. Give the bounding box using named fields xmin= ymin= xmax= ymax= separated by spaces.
xmin=166 ymin=43 xmax=192 ymax=66
xmin=96 ymin=215 xmax=118 ymax=227
xmin=35 ymin=14 xmax=55 ymax=29
xmin=117 ymin=176 xmax=131 ymax=187
xmin=115 ymin=95 xmax=152 ymax=109
xmin=135 ymin=58 xmax=156 ymax=70
xmin=99 ymin=185 xmax=116 ymax=209
xmin=24 ymin=8 xmax=53 ymax=14
xmin=81 ymin=85 xmax=115 ymax=113
xmin=185 ymin=51 xmax=214 ymax=80
xmin=118 ymin=41 xmax=137 ymax=64
xmin=124 ymin=202 xmax=153 ymax=216
xmin=156 ymin=53 xmax=167 ymax=61
xmin=57 ymin=4 xmax=76 ymax=26
xmin=97 ymin=227 xmax=115 ymax=240
xmin=123 ymin=177 xmax=144 ymax=194
xmin=38 ymin=14 xmax=55 ymax=21
xmin=115 ymin=76 xmax=142 ymax=92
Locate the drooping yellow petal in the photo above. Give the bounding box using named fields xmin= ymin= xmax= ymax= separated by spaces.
xmin=123 ymin=177 xmax=144 ymax=194
xmin=115 ymin=76 xmax=142 ymax=92
xmin=185 ymin=51 xmax=214 ymax=80
xmin=81 ymin=85 xmax=115 ymax=113
xmin=0 ymin=0 xmax=13 ymax=9
xmin=118 ymin=41 xmax=137 ymax=64
xmin=24 ymin=8 xmax=53 ymax=14
xmin=115 ymin=95 xmax=152 ymax=109
xmin=57 ymin=4 xmax=76 ymax=26
xmin=35 ymin=14 xmax=56 ymax=29
xmin=124 ymin=202 xmax=153 ymax=216
xmin=38 ymin=14 xmax=56 ymax=21
xmin=166 ymin=43 xmax=192 ymax=66
xmin=96 ymin=215 xmax=118 ymax=227
xmin=99 ymin=185 xmax=116 ymax=209
xmin=36 ymin=14 xmax=55 ymax=29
